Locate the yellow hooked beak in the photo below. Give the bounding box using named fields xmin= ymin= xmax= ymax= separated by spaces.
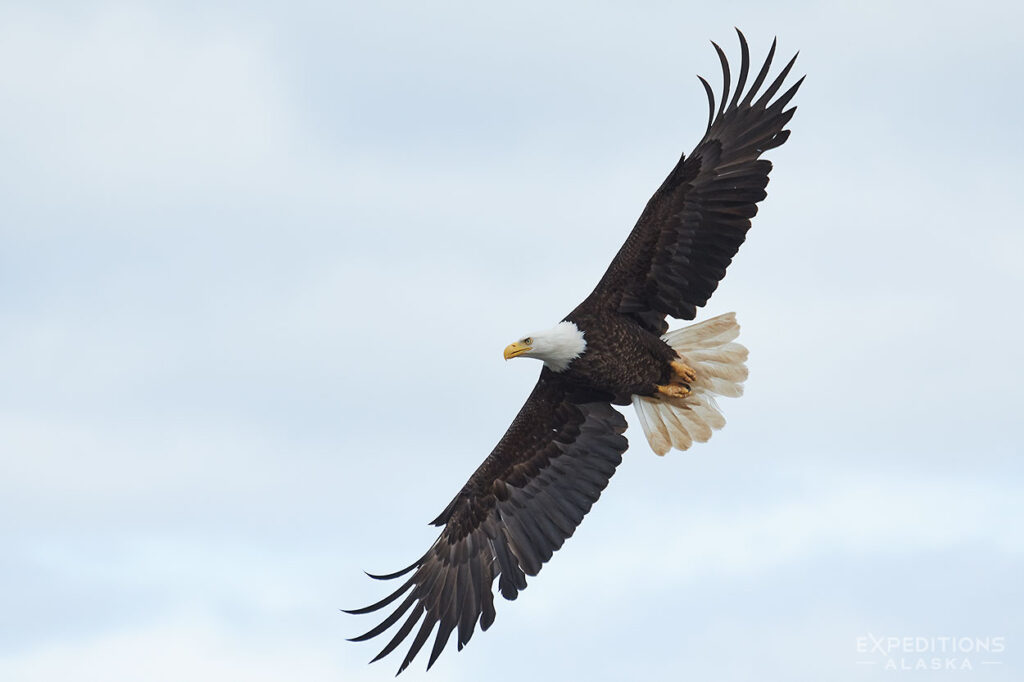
xmin=503 ymin=341 xmax=532 ymax=360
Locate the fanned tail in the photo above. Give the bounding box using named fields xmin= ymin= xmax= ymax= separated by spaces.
xmin=632 ymin=312 xmax=748 ymax=455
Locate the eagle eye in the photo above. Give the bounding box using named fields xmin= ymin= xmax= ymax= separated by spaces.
xmin=523 ymin=337 xmax=533 ymax=345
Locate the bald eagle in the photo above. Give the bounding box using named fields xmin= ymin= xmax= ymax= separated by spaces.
xmin=347 ymin=30 xmax=802 ymax=673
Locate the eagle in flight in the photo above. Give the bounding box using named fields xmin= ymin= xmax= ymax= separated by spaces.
xmin=347 ymin=30 xmax=803 ymax=673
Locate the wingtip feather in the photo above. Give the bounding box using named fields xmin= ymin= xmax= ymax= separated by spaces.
xmin=697 ymin=75 xmax=715 ymax=132
xmin=366 ymin=561 xmax=419 ymax=581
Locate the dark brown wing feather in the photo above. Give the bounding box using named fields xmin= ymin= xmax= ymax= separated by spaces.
xmin=580 ymin=30 xmax=804 ymax=333
xmin=345 ymin=370 xmax=628 ymax=674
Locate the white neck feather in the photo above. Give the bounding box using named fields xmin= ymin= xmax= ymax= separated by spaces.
xmin=526 ymin=321 xmax=587 ymax=372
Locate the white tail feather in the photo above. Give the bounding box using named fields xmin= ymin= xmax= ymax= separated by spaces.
xmin=632 ymin=312 xmax=749 ymax=456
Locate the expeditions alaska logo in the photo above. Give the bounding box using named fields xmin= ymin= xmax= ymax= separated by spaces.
xmin=856 ymin=634 xmax=1006 ymax=672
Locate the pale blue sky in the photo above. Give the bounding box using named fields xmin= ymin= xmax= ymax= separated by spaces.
xmin=1 ymin=1 xmax=1022 ymax=680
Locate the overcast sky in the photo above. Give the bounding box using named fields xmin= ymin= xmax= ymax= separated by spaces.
xmin=1 ymin=1 xmax=1022 ymax=680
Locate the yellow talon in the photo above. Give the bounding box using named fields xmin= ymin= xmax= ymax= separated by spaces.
xmin=671 ymin=359 xmax=697 ymax=384
xmin=657 ymin=383 xmax=691 ymax=399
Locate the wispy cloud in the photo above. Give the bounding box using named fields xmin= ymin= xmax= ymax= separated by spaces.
xmin=1 ymin=2 xmax=1021 ymax=681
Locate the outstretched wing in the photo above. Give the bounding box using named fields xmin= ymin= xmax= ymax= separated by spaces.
xmin=346 ymin=370 xmax=628 ymax=674
xmin=580 ymin=30 xmax=804 ymax=333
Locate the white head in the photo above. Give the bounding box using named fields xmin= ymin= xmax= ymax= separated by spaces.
xmin=503 ymin=321 xmax=587 ymax=372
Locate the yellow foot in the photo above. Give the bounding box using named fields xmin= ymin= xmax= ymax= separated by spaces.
xmin=657 ymin=383 xmax=691 ymax=399
xmin=671 ymin=359 xmax=697 ymax=384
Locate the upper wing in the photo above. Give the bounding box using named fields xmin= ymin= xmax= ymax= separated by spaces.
xmin=580 ymin=30 xmax=804 ymax=333
xmin=345 ymin=370 xmax=628 ymax=674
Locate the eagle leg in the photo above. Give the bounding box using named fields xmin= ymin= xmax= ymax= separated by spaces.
xmin=657 ymin=383 xmax=691 ymax=399
xmin=670 ymin=359 xmax=697 ymax=385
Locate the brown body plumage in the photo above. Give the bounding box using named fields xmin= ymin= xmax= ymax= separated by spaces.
xmin=562 ymin=309 xmax=677 ymax=403
xmin=347 ymin=30 xmax=803 ymax=674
